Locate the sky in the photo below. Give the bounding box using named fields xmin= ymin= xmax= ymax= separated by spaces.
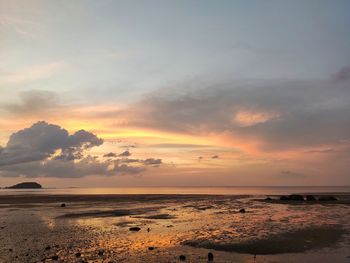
xmin=1 ymin=0 xmax=350 ymax=187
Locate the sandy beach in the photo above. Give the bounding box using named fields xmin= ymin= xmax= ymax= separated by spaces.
xmin=0 ymin=192 xmax=349 ymax=263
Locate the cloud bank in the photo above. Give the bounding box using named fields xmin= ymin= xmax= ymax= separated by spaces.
xmin=125 ymin=74 xmax=350 ymax=151
xmin=1 ymin=90 xmax=59 ymax=115
xmin=0 ymin=121 xmax=161 ymax=178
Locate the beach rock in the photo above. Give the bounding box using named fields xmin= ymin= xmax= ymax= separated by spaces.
xmin=319 ymin=196 xmax=337 ymax=201
xmin=306 ymin=195 xmax=316 ymax=201
xmin=60 ymin=203 xmax=66 ymax=207
xmin=208 ymin=252 xmax=214 ymax=261
xmin=239 ymin=208 xmax=246 ymax=213
xmin=148 ymin=246 xmax=155 ymax=251
xmin=98 ymin=250 xmax=104 ymax=256
xmin=289 ymin=194 xmax=304 ymax=201
xmin=280 ymin=195 xmax=289 ymax=200
xmin=179 ymin=255 xmax=186 ymax=261
xmin=129 ymin=227 xmax=141 ymax=231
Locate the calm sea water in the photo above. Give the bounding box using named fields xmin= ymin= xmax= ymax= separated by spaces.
xmin=0 ymin=186 xmax=349 ymax=196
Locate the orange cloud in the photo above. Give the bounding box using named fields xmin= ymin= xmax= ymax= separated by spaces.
xmin=232 ymin=110 xmax=280 ymax=127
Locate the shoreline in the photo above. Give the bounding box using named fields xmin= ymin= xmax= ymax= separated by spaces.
xmin=1 ymin=193 xmax=350 ymax=262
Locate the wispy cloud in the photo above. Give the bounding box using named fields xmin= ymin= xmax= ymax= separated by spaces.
xmin=0 ymin=61 xmax=66 ymax=85
xmin=0 ymin=15 xmax=43 ymax=37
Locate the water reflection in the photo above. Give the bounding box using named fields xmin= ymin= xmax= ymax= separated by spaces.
xmin=1 ymin=186 xmax=350 ymax=195
xmin=1 ymin=195 xmax=350 ymax=262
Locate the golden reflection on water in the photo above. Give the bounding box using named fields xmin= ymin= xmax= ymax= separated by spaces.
xmin=54 ymin=196 xmax=350 ymax=263
xmin=4 ymin=186 xmax=350 ymax=196
xmin=40 ymin=215 xmax=56 ymax=230
xmin=4 ymin=195 xmax=348 ymax=262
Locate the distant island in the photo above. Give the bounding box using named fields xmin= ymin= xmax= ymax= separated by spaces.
xmin=5 ymin=182 xmax=42 ymax=189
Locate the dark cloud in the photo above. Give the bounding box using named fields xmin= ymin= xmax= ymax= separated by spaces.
xmin=0 ymin=156 xmax=144 ymax=178
xmin=1 ymin=90 xmax=59 ymax=115
xmin=118 ymin=150 xmax=131 ymax=157
xmin=121 ymin=158 xmax=140 ymax=163
xmin=126 ymin=75 xmax=350 ymax=151
xmin=0 ymin=156 xmax=107 ymax=178
xmin=0 ymin=121 xmax=103 ymax=166
xmin=103 ymin=152 xmax=117 ymax=158
xmin=0 ymin=122 xmax=161 ymax=178
xmin=118 ymin=157 xmax=163 ymax=166
xmin=142 ymin=158 xmax=162 ymax=166
xmin=332 ymin=66 xmax=350 ymax=84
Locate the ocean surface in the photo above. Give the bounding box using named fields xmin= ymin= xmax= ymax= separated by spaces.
xmin=1 ymin=186 xmax=349 ymax=195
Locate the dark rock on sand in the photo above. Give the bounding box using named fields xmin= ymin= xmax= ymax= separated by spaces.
xmin=148 ymin=246 xmax=155 ymax=250
xmin=98 ymin=249 xmax=104 ymax=256
xmin=306 ymin=195 xmax=316 ymax=201
xmin=129 ymin=227 xmax=141 ymax=231
xmin=60 ymin=203 xmax=66 ymax=207
xmin=8 ymin=248 xmax=12 ymax=252
xmin=289 ymin=194 xmax=304 ymax=201
xmin=6 ymin=182 xmax=42 ymax=189
xmin=51 ymin=255 xmax=59 ymax=260
xmin=279 ymin=194 xmax=304 ymax=201
xmin=45 ymin=246 xmax=51 ymax=250
xmin=179 ymin=255 xmax=186 ymax=261
xmin=239 ymin=208 xmax=246 ymax=213
xmin=208 ymin=252 xmax=214 ymax=261
xmin=265 ymin=197 xmax=272 ymax=200
xmin=319 ymin=196 xmax=337 ymax=201
xmin=75 ymin=252 xmax=81 ymax=257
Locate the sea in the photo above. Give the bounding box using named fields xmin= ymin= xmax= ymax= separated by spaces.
xmin=1 ymin=186 xmax=349 ymax=196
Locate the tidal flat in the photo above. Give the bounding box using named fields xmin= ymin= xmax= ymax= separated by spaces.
xmin=0 ymin=194 xmax=349 ymax=263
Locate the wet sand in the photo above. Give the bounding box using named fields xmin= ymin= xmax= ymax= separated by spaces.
xmin=0 ymin=194 xmax=349 ymax=262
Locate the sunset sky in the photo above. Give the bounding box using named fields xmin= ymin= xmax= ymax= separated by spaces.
xmin=1 ymin=0 xmax=350 ymax=187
